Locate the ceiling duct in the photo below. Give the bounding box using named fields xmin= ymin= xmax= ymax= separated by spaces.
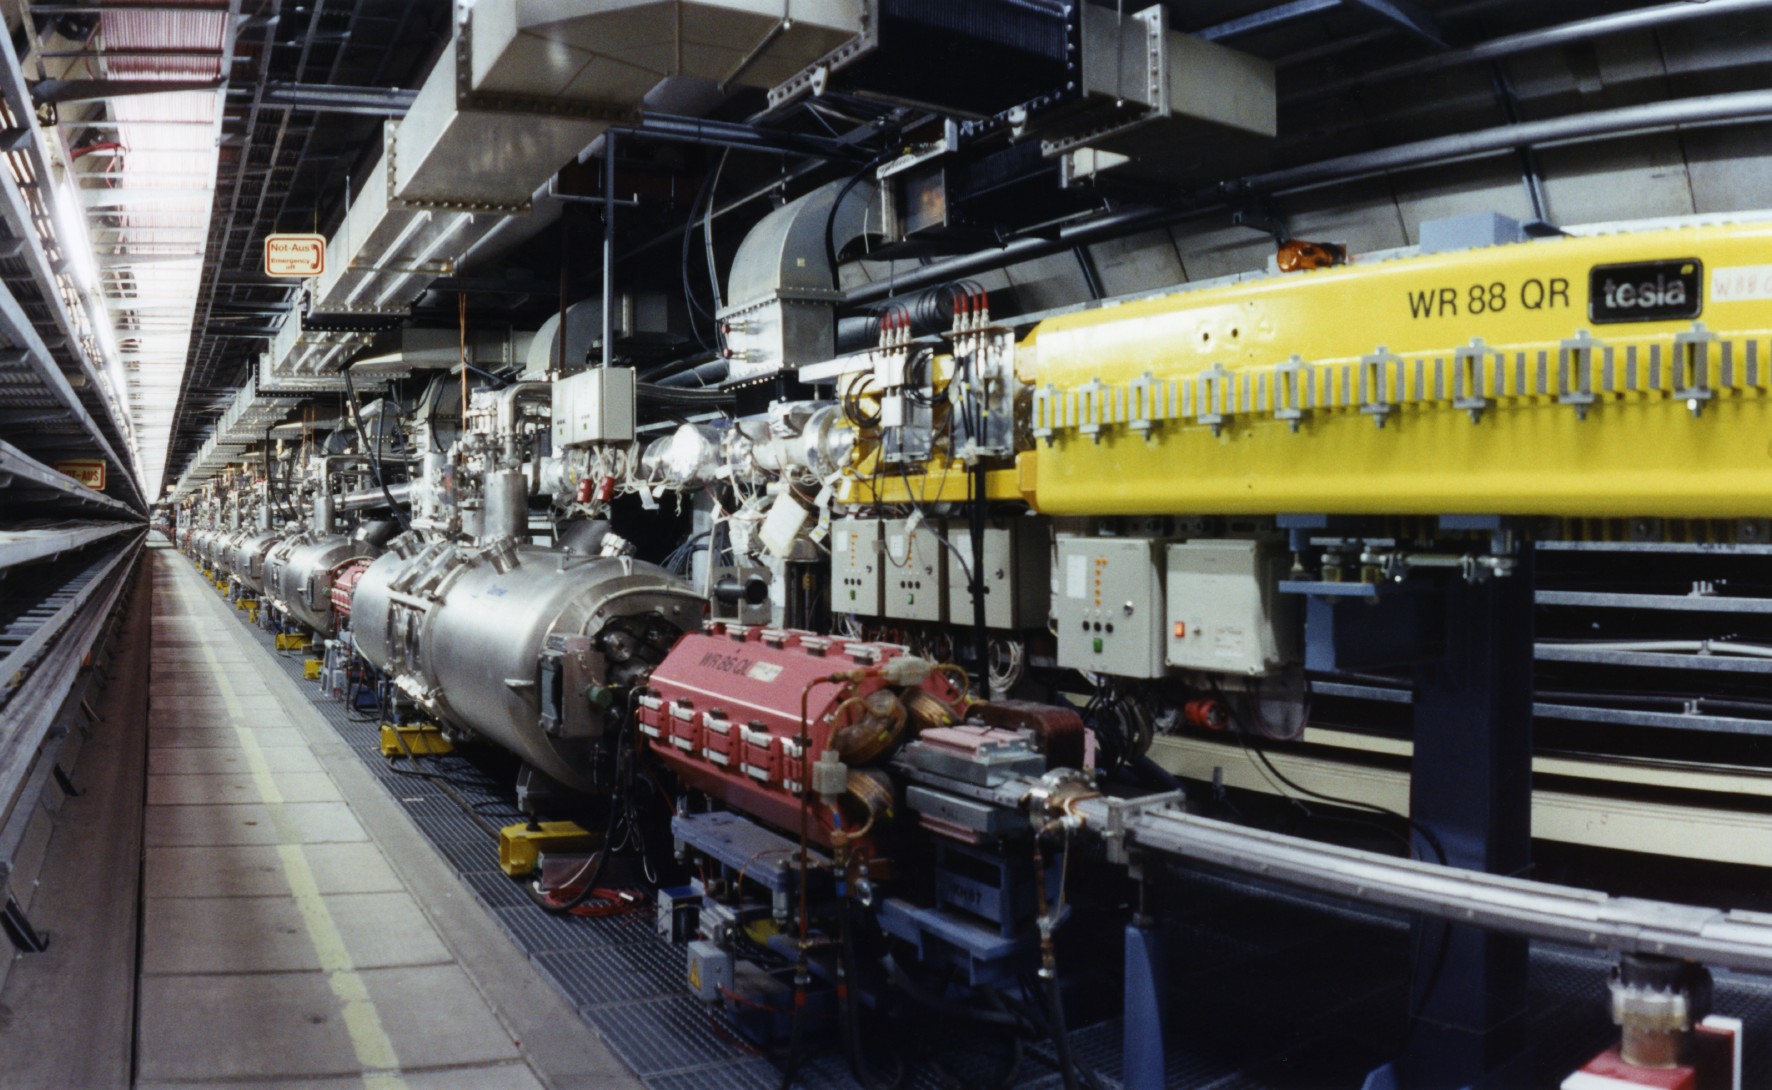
xmin=718 ymin=178 xmax=879 ymax=383
xmin=769 ymin=0 xmax=1076 ymax=117
xmin=263 ymin=310 xmax=381 ymax=384
xmin=1044 ymin=5 xmax=1275 ymax=186
xmin=352 ymin=326 xmax=537 ymax=373
xmin=527 ymin=293 xmax=692 ymax=376
xmin=308 ymin=0 xmax=862 ymax=324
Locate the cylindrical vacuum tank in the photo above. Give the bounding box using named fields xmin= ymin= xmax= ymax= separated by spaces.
xmin=265 ymin=535 xmax=381 ymax=636
xmin=351 ymin=543 xmax=698 ymax=790
xmin=219 ymin=528 xmax=251 ymax=581
xmin=232 ymin=530 xmax=284 ymax=594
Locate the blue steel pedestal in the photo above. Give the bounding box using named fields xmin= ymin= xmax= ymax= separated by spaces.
xmin=1282 ymin=517 xmax=1535 ymax=1090
xmin=1364 ymin=547 xmax=1536 ymax=1090
xmin=1123 ymin=920 xmax=1167 ymax=1090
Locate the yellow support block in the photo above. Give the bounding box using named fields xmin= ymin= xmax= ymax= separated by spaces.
xmin=303 ymin=658 xmax=322 ymax=680
xmin=274 ymin=633 xmax=308 ymax=652
xmin=379 ymin=722 xmax=454 ymax=757
xmin=498 ymin=821 xmax=599 ymax=878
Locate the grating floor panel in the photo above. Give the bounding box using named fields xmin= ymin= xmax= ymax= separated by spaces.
xmin=199 ymin=559 xmax=1772 ymax=1089
xmin=596 ymin=995 xmax=769 ymax=1077
xmin=536 ymin=941 xmax=685 ymax=1009
xmin=462 ymin=868 xmax=533 ymax=909
xmin=488 ymin=904 xmax=638 ymax=953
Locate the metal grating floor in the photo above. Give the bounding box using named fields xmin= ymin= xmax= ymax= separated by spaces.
xmin=206 ymin=563 xmax=1772 ymax=1089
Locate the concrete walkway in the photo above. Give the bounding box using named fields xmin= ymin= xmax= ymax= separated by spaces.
xmin=134 ymin=543 xmax=642 ymax=1090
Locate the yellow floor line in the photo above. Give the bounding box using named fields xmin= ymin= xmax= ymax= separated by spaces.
xmin=197 ymin=613 xmax=408 ymax=1089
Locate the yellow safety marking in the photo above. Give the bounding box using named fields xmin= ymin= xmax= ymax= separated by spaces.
xmin=196 ymin=592 xmax=408 ymax=1090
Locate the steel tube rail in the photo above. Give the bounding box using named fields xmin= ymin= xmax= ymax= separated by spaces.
xmin=1075 ymin=797 xmax=1772 ymax=975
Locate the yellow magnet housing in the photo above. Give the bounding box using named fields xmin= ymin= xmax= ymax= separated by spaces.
xmin=875 ymin=222 xmax=1772 ymax=519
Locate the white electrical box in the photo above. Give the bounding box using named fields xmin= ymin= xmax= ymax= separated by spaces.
xmin=883 ymin=517 xmax=946 ymax=623
xmin=831 ymin=518 xmax=885 ymax=617
xmin=551 ymin=367 xmax=635 ymax=447
xmin=946 ymin=519 xmax=1050 ymax=630
xmin=1164 ymin=540 xmax=1297 ymax=675
xmin=1055 ymin=536 xmax=1166 ymax=678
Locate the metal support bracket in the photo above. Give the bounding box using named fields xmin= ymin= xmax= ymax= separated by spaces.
xmin=2 ymin=895 xmax=48 ymax=952
xmin=52 ymin=764 xmax=81 ymax=797
xmin=1095 ymin=790 xmax=1186 ymax=865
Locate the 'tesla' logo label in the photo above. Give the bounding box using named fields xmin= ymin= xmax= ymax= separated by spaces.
xmin=1589 ymin=259 xmax=1703 ymax=324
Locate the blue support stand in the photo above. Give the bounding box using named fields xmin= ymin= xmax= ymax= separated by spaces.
xmin=1285 ymin=517 xmax=1535 ymax=1090
xmin=1123 ymin=920 xmax=1167 ymax=1090
xmin=1393 ymin=544 xmax=1536 ymax=1089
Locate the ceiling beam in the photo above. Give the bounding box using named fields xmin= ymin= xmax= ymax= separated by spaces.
xmin=31 ymin=77 xmax=224 ymax=106
xmin=249 ymin=81 xmax=416 ymax=117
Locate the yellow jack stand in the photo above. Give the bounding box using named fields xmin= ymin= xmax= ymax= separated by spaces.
xmin=274 ymin=633 xmax=308 ymax=652
xmin=498 ymin=821 xmax=599 ymax=878
xmin=245 ymin=604 xmax=259 ymax=624
xmin=236 ymin=597 xmax=256 ymax=613
xmin=379 ymin=722 xmax=453 ymax=757
xmin=303 ymin=658 xmax=322 ymax=680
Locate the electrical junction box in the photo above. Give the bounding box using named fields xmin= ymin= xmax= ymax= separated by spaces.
xmin=883 ymin=517 xmax=946 ymax=623
xmin=946 ymin=518 xmax=1051 ymax=630
xmin=1164 ymin=540 xmax=1298 ymax=675
xmin=657 ymin=885 xmax=702 ymax=944
xmin=686 ymin=939 xmax=733 ymax=1002
xmin=831 ymin=517 xmax=885 ymax=617
xmin=1055 ymin=536 xmax=1166 ymax=678
xmin=551 ymin=367 xmax=635 ymax=447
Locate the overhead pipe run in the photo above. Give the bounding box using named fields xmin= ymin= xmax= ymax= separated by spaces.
xmin=1291 ymin=0 xmax=1772 ymax=105
xmin=842 ymin=88 xmax=1772 ymax=307
xmin=1251 ymin=88 xmax=1772 ymax=195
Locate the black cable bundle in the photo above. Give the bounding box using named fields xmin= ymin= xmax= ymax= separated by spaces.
xmin=340 ymin=361 xmax=411 ymax=532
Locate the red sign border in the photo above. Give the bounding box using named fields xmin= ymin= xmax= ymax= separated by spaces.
xmin=264 ymin=234 xmax=327 ymax=278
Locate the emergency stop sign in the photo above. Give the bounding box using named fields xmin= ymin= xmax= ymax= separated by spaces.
xmin=264 ymin=234 xmax=325 ymax=277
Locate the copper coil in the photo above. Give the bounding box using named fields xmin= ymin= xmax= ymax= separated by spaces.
xmin=844 ymin=768 xmax=895 ymax=823
xmin=904 ymin=686 xmax=962 ymax=732
xmin=829 ymin=689 xmax=908 ymax=765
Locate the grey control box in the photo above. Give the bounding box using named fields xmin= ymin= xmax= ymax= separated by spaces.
xmin=883 ymin=517 xmax=946 ymax=623
xmin=551 ymin=367 xmax=635 ymax=447
xmin=831 ymin=517 xmax=885 ymax=617
xmin=1055 ymin=536 xmax=1165 ymax=677
xmin=1165 ymin=540 xmax=1298 ymax=675
xmin=946 ymin=518 xmax=1050 ymax=631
